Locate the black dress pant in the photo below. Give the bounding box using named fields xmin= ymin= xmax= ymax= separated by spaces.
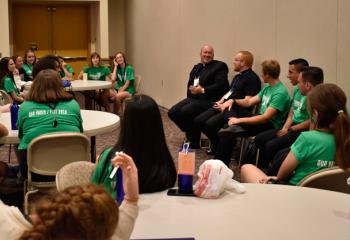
xmin=194 ymin=105 xmax=252 ymax=151
xmin=255 ymin=129 xmax=300 ymax=166
xmin=214 ymin=120 xmax=275 ymax=167
xmin=168 ymin=98 xmax=212 ymax=146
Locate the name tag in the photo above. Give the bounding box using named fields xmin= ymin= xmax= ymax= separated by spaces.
xmin=223 ymin=90 xmax=232 ymax=100
xmin=193 ymin=78 xmax=199 ymax=87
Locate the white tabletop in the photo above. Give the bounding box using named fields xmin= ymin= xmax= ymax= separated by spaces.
xmin=131 ymin=184 xmax=350 ymax=240
xmin=67 ymin=80 xmax=112 ymax=91
xmin=0 ymin=110 xmax=119 ymax=144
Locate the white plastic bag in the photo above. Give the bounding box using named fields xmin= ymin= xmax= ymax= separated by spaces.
xmin=194 ymin=159 xmax=245 ymax=198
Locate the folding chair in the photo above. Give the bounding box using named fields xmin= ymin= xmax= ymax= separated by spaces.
xmin=24 ymin=132 xmax=90 ymax=214
xmin=298 ymin=167 xmax=350 ymax=194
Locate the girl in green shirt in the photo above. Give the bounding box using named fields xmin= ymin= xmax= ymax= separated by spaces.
xmin=78 ymin=52 xmax=112 ymax=110
xmin=107 ymin=52 xmax=136 ymax=114
xmin=0 ymin=57 xmax=24 ymax=103
xmin=22 ymin=49 xmax=37 ymax=80
xmin=241 ymin=83 xmax=350 ymax=185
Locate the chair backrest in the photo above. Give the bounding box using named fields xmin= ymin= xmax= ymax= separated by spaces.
xmin=56 ymin=161 xmax=96 ymax=191
xmin=134 ymin=74 xmax=142 ymax=94
xmin=0 ymin=90 xmax=13 ymax=105
xmin=27 ymin=132 xmax=91 ymax=180
xmin=298 ymin=167 xmax=350 ymax=194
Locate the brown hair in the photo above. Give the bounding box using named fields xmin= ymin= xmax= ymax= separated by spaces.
xmin=20 ymin=184 xmax=119 ymax=240
xmin=27 ymin=69 xmax=73 ymax=103
xmin=238 ymin=51 xmax=254 ymax=68
xmin=308 ymin=83 xmax=350 ymax=169
xmin=115 ymin=51 xmax=128 ymax=66
xmin=89 ymin=52 xmax=101 ymax=68
xmin=261 ymin=60 xmax=280 ymax=79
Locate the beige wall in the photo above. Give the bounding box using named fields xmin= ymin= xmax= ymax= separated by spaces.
xmin=125 ymin=0 xmax=350 ymax=109
xmin=108 ymin=0 xmax=125 ymax=56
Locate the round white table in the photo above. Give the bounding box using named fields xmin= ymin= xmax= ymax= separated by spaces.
xmin=0 ymin=110 xmax=119 ymax=162
xmin=67 ymin=80 xmax=112 ymax=91
xmin=131 ymin=184 xmax=350 ymax=240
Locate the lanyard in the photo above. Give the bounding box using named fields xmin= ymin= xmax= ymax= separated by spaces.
xmin=47 ymin=103 xmax=58 ymax=128
xmin=118 ymin=68 xmax=127 ymax=82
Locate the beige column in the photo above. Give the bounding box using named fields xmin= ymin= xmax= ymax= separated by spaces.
xmin=99 ymin=0 xmax=109 ymax=58
xmin=0 ymin=0 xmax=10 ymax=57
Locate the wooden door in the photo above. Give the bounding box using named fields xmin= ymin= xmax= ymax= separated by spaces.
xmin=12 ymin=4 xmax=89 ymax=77
xmin=12 ymin=5 xmax=51 ymax=57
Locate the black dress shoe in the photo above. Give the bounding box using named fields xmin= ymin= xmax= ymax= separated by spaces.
xmin=189 ymin=142 xmax=200 ymax=149
xmin=206 ymin=148 xmax=215 ymax=155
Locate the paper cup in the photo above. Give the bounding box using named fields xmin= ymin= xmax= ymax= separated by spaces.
xmin=83 ymin=73 xmax=88 ymax=81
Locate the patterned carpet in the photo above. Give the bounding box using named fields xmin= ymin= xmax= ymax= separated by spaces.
xmin=0 ymin=105 xmax=241 ymax=209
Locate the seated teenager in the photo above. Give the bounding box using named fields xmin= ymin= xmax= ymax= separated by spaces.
xmin=240 ymin=83 xmax=350 ymax=185
xmin=78 ymin=52 xmax=112 ymax=110
xmin=57 ymin=56 xmax=74 ymax=80
xmin=12 ymin=55 xmax=31 ymax=82
xmin=91 ymin=94 xmax=177 ymax=194
xmin=0 ymin=57 xmax=25 ymax=103
xmin=214 ymin=60 xmax=290 ymax=166
xmin=255 ymin=65 xmax=324 ymax=168
xmin=0 ymin=152 xmax=139 ymax=240
xmin=22 ymin=49 xmax=37 ymax=80
xmin=103 ymin=51 xmax=136 ymax=114
xmin=17 ymin=69 xmax=83 ymax=179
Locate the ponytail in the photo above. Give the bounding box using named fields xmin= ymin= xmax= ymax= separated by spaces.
xmin=333 ymin=110 xmax=350 ymax=169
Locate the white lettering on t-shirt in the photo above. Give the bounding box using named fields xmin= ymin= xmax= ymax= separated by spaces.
xmin=90 ymin=73 xmax=102 ymax=80
xmin=294 ymin=100 xmax=302 ymax=113
xmin=316 ymin=160 xmax=334 ymax=168
xmin=262 ymin=95 xmax=270 ymax=108
xmin=28 ymin=109 xmax=69 ymax=118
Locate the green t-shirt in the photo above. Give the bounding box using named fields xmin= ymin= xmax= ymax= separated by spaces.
xmin=291 ymin=86 xmax=309 ymax=124
xmin=257 ymin=82 xmax=290 ymax=128
xmin=83 ymin=66 xmax=110 ymax=81
xmin=115 ymin=65 xmax=135 ymax=95
xmin=2 ymin=76 xmax=20 ymax=97
xmin=17 ymin=99 xmax=83 ymax=150
xmin=91 ymin=147 xmax=117 ymax=198
xmin=60 ymin=64 xmax=75 ymax=78
xmin=289 ymin=131 xmax=336 ymax=185
xmin=22 ymin=63 xmax=33 ymax=78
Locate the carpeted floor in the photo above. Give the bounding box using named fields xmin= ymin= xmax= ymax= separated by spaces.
xmin=0 ymin=105 xmax=241 ymax=210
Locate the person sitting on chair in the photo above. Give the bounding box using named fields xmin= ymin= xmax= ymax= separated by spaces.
xmin=240 ymin=83 xmax=350 ymax=185
xmin=0 ymin=152 xmax=139 ymax=240
xmin=168 ymin=44 xmax=229 ymax=149
xmin=214 ymin=60 xmax=290 ymax=167
xmin=92 ymin=94 xmax=177 ymax=194
xmin=194 ymin=50 xmax=261 ymax=155
xmin=104 ymin=51 xmax=136 ymax=114
xmin=17 ymin=69 xmax=83 ymax=179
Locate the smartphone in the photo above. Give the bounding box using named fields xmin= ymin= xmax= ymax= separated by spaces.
xmin=167 ymin=188 xmax=196 ymax=197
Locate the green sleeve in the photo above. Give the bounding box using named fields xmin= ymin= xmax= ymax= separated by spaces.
xmin=3 ymin=77 xmax=18 ymax=95
xmin=71 ymin=100 xmax=83 ymax=132
xmin=257 ymin=85 xmax=267 ymax=101
xmin=126 ymin=65 xmax=135 ymax=81
xmin=290 ymin=133 xmax=307 ymax=164
xmin=91 ymin=147 xmax=115 ymax=197
xmin=17 ymin=102 xmax=29 ymax=138
xmin=66 ymin=65 xmax=75 ymax=75
xmin=83 ymin=66 xmax=89 ymax=73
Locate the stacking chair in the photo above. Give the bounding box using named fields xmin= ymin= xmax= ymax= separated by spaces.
xmin=0 ymin=90 xmax=13 ymax=105
xmin=298 ymin=167 xmax=350 ymax=194
xmin=56 ymin=161 xmax=95 ymax=191
xmin=0 ymin=90 xmax=14 ymax=163
xmin=120 ymin=74 xmax=142 ymax=113
xmin=24 ymin=132 xmax=90 ymax=214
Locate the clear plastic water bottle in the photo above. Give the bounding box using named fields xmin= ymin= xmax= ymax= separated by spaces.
xmin=10 ymin=102 xmax=19 ymax=130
